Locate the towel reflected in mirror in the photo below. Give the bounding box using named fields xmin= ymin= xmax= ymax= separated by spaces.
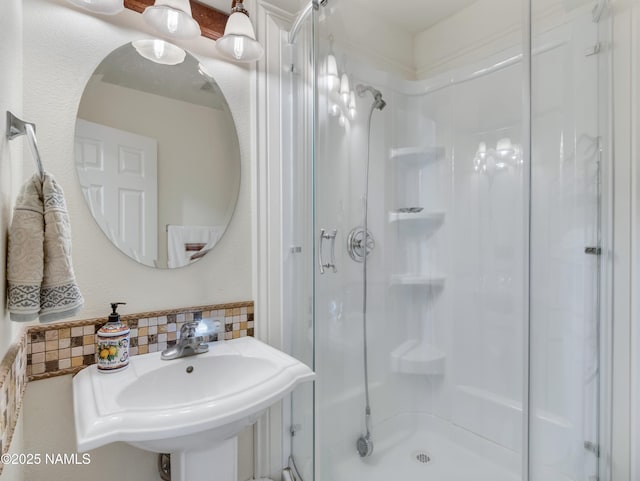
xmin=167 ymin=225 xmax=225 ymax=268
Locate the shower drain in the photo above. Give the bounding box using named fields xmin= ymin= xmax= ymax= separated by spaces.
xmin=412 ymin=451 xmax=431 ymax=464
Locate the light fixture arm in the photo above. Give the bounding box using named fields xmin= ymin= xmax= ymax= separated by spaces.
xmin=231 ymin=0 xmax=249 ymax=16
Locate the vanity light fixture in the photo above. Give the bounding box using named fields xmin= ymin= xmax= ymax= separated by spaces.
xmin=142 ymin=0 xmax=201 ymax=39
xmin=216 ymin=0 xmax=264 ymax=62
xmin=67 ymin=0 xmax=123 ymax=15
xmin=132 ymin=39 xmax=186 ymax=65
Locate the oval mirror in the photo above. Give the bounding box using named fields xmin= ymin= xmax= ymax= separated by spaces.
xmin=74 ymin=41 xmax=241 ymax=269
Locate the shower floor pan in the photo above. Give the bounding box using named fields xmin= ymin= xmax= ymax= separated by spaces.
xmin=334 ymin=413 xmax=519 ymax=481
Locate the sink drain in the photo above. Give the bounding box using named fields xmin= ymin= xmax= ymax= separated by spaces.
xmin=412 ymin=451 xmax=431 ymax=464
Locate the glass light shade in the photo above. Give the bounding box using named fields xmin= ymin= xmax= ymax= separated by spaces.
xmin=340 ymin=74 xmax=350 ymax=104
xmin=327 ymin=54 xmax=339 ymax=91
xmin=132 ymin=39 xmax=186 ymax=65
xmin=143 ymin=0 xmax=201 ymax=39
xmin=68 ymin=0 xmax=123 ymax=15
xmin=329 ymin=103 xmax=340 ymax=117
xmin=216 ymin=11 xmax=264 ymax=62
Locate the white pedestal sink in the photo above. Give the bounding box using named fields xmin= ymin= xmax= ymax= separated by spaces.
xmin=73 ymin=337 xmax=315 ymax=481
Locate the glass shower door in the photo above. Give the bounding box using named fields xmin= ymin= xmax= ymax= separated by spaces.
xmin=285 ymin=9 xmax=315 ymax=481
xmin=283 ymin=1 xmax=611 ymax=481
xmin=529 ymin=1 xmax=608 ymax=480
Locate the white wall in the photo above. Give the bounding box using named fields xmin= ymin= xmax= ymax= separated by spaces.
xmin=413 ymin=0 xmax=593 ymax=79
xmin=413 ymin=0 xmax=524 ymax=79
xmin=319 ymin=0 xmax=415 ymax=80
xmin=0 ymin=1 xmax=26 ymax=475
xmin=0 ymin=0 xmax=27 ymax=359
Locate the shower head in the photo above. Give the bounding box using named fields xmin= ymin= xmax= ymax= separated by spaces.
xmin=356 ymin=84 xmax=386 ymax=110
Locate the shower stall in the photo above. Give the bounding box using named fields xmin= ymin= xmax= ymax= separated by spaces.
xmin=281 ymin=1 xmax=611 ymax=480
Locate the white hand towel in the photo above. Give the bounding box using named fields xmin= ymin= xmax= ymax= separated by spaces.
xmin=7 ymin=174 xmax=44 ymax=321
xmin=7 ymin=172 xmax=84 ymax=322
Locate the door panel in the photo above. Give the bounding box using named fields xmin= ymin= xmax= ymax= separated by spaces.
xmin=75 ymin=119 xmax=158 ymax=267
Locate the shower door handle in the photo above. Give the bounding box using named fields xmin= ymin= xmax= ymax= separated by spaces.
xmin=319 ymin=229 xmax=337 ymax=274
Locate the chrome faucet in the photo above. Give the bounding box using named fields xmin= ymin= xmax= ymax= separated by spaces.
xmin=161 ymin=319 xmax=223 ymax=360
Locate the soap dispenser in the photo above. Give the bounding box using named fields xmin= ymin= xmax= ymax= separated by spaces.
xmin=97 ymin=302 xmax=130 ymax=373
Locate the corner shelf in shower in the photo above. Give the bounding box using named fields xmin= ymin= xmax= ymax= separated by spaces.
xmin=390 ymin=274 xmax=445 ymax=288
xmin=388 ymin=211 xmax=445 ymax=224
xmin=391 ymin=340 xmax=445 ymax=375
xmin=389 ymin=146 xmax=445 ymax=164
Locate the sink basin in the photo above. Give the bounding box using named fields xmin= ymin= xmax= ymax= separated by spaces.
xmin=73 ymin=336 xmax=315 ymax=481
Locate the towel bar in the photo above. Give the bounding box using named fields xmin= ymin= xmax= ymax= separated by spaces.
xmin=6 ymin=111 xmax=45 ymax=180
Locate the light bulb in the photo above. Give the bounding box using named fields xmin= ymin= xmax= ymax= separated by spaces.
xmin=339 ymin=113 xmax=346 ymax=127
xmin=132 ymin=39 xmax=186 ymax=65
xmin=327 ymin=54 xmax=339 ymax=91
xmin=340 ymin=74 xmax=350 ymax=104
xmin=166 ymin=9 xmax=179 ymax=32
xmin=153 ymin=39 xmax=165 ymax=58
xmin=233 ymin=37 xmax=245 ymax=60
xmin=329 ymin=103 xmax=340 ymax=117
xmin=327 ymin=54 xmax=338 ymax=76
xmin=477 ymin=142 xmax=487 ymax=159
xmin=348 ymin=91 xmax=356 ymax=119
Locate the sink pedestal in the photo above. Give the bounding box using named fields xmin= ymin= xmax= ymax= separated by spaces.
xmin=172 ymin=437 xmax=237 ymax=481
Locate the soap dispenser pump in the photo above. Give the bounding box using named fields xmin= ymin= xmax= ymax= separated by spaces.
xmin=96 ymin=302 xmax=130 ymax=373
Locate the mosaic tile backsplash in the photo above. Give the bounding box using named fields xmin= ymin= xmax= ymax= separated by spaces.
xmin=26 ymin=301 xmax=254 ymax=381
xmin=0 ymin=301 xmax=254 ymax=474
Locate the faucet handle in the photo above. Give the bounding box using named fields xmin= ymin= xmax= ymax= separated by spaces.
xmin=180 ymin=321 xmax=201 ymax=340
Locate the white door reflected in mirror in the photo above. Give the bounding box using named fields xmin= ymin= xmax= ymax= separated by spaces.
xmin=75 ymin=120 xmax=159 ymax=266
xmin=74 ymin=41 xmax=241 ymax=269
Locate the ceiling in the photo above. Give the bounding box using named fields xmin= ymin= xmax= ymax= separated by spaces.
xmin=346 ymin=0 xmax=479 ymax=34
